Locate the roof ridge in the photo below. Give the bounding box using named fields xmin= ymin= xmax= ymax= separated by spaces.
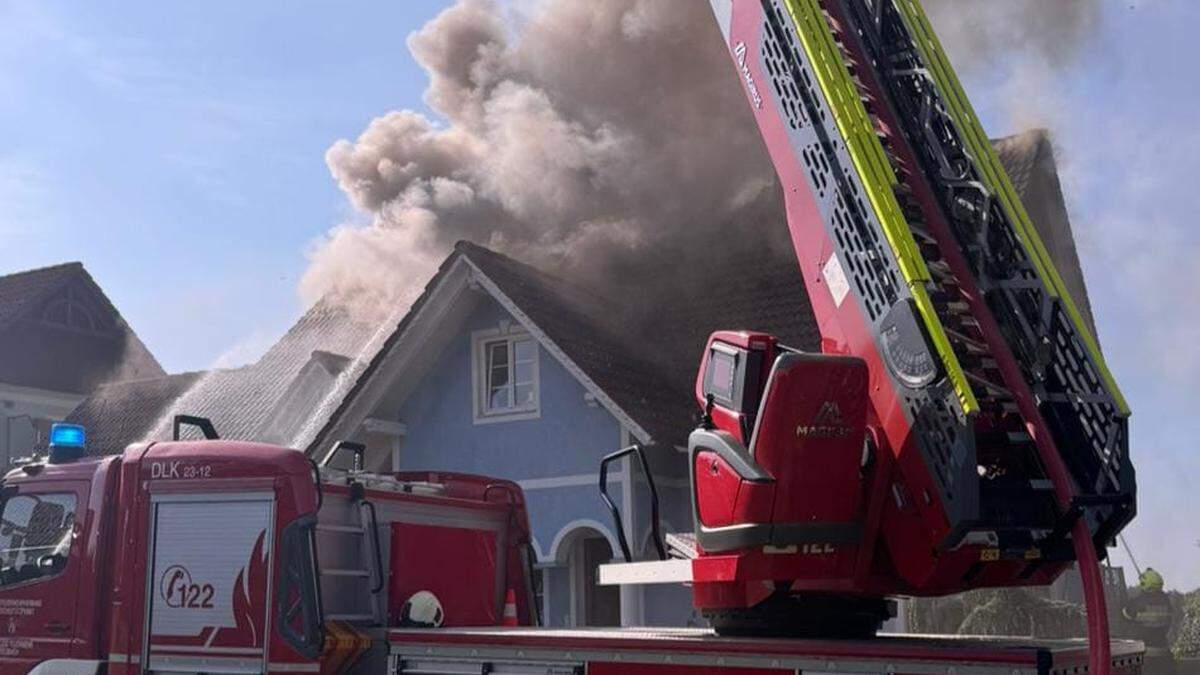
xmin=992 ymin=128 xmax=1050 ymax=144
xmin=89 ymin=370 xmax=208 ymax=390
xmin=454 ymin=240 xmax=620 ymax=309
xmin=0 ymin=260 xmax=83 ymax=282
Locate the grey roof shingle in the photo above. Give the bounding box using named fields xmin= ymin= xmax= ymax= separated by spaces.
xmin=67 ymin=299 xmax=379 ymax=453
xmin=0 ymin=262 xmax=83 ymax=329
xmin=993 ymin=129 xmax=1100 ymax=340
xmin=0 ymin=261 xmax=166 ymax=393
xmin=66 ymin=372 xmax=205 ymax=452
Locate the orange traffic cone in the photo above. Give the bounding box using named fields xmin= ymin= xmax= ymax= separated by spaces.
xmin=501 ymin=588 xmax=519 ymax=627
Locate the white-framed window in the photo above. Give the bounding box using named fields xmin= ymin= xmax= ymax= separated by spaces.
xmin=471 ymin=327 xmax=540 ymax=424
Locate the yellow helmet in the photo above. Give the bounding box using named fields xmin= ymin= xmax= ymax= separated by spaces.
xmin=1140 ymin=568 xmax=1164 ymax=591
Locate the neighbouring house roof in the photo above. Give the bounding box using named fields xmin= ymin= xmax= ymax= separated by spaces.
xmin=67 ymin=298 xmax=379 ymax=454
xmin=67 ymin=131 xmax=1100 ymax=455
xmin=992 ymin=129 xmax=1100 ymax=340
xmin=65 ymin=371 xmax=205 ymax=453
xmin=0 ymin=261 xmax=164 ymax=393
xmin=0 ymin=262 xmax=84 ymax=330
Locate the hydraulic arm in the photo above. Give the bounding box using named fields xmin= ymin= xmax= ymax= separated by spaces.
xmin=690 ymin=0 xmax=1134 ymax=666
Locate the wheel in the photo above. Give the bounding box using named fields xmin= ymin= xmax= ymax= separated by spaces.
xmin=704 ymin=592 xmax=894 ymax=639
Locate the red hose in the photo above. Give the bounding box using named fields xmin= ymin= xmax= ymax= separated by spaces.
xmin=1073 ymin=519 xmax=1112 ymax=675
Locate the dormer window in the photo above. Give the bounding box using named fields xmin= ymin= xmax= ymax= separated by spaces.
xmin=472 ymin=327 xmax=540 ymax=424
xmin=42 ymin=297 xmax=97 ymax=331
xmin=37 ymin=286 xmax=113 ymax=335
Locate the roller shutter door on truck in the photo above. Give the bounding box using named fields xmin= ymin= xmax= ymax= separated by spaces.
xmin=143 ymin=492 xmax=275 ymax=674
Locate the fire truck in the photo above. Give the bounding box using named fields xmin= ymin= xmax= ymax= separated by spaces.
xmin=0 ymin=0 xmax=1144 ymax=672
xmin=0 ymin=422 xmax=1142 ymax=674
xmin=0 ymin=421 xmax=537 ymax=674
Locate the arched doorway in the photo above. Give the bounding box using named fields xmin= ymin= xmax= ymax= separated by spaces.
xmin=561 ymin=527 xmax=620 ymax=627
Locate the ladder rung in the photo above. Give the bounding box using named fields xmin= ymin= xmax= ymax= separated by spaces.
xmin=965 ymin=371 xmax=1012 ymax=397
xmin=321 ymin=568 xmax=371 ymax=578
xmin=944 ymin=327 xmax=987 ymax=354
xmin=326 ymin=613 xmax=377 ymax=621
xmin=317 ymin=524 xmax=365 ymax=534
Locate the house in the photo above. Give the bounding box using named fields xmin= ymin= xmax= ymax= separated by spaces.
xmin=0 ymin=262 xmax=163 ymax=465
xmin=67 ymin=128 xmax=1105 ymax=627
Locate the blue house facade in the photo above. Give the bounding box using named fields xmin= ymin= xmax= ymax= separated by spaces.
xmin=287 ymin=242 xmax=707 ymax=627
xmin=394 ymin=296 xmax=696 ymax=627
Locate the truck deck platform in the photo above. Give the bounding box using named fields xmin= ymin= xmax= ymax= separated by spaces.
xmin=387 ymin=627 xmax=1144 ymax=675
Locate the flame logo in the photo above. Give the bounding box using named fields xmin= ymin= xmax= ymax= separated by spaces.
xmin=227 ymin=530 xmax=269 ymax=647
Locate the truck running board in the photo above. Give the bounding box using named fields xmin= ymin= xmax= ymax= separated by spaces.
xmin=598 ymin=559 xmax=694 ymax=587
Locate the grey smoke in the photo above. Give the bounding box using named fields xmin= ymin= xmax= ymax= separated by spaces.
xmin=304 ymin=0 xmax=1103 ymax=315
xmin=923 ymin=0 xmax=1101 ymax=132
xmin=304 ymin=0 xmax=775 ymax=315
xmin=923 ymin=0 xmax=1100 ymax=72
xmin=925 ymin=0 xmax=1100 ymax=73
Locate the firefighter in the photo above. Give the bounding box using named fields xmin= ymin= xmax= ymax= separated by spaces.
xmin=1123 ymin=568 xmax=1174 ymax=673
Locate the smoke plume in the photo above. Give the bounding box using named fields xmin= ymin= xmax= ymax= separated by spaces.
xmin=303 ymin=0 xmax=776 ymax=316
xmin=303 ymin=0 xmax=1104 ymax=316
xmin=923 ymin=0 xmax=1101 ymax=132
xmin=923 ymin=1 xmax=1100 ymax=73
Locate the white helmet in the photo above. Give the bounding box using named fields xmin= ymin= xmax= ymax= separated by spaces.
xmin=399 ymin=590 xmax=444 ymax=627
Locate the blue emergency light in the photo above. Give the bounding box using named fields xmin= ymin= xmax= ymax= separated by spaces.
xmin=49 ymin=423 xmax=86 ymax=449
xmin=47 ymin=423 xmax=87 ymax=463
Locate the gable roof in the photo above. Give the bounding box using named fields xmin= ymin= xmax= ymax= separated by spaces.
xmin=0 ymin=262 xmax=92 ymax=330
xmin=66 ymin=131 xmax=1100 ymax=456
xmin=0 ymin=261 xmax=165 ymax=392
xmin=300 ymin=241 xmax=692 ymax=454
xmin=459 ymin=242 xmax=691 ymax=445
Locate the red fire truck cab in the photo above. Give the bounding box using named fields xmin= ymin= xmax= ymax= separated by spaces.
xmin=0 ymin=424 xmax=537 ymax=674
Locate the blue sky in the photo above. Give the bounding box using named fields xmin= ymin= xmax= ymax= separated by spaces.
xmin=0 ymin=0 xmax=446 ymax=369
xmin=2 ymin=1 xmax=1196 ymax=588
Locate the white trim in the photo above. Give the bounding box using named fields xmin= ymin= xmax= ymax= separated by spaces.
xmin=308 ymin=258 xmax=476 ymax=454
xmin=618 ymin=427 xmax=645 ymax=626
xmin=390 ymin=434 xmax=403 ymax=473
xmin=0 ymin=382 xmax=84 ymax=412
xmin=461 ymin=259 xmax=653 ymax=445
xmin=312 ymin=254 xmax=654 ymax=456
xmin=540 ymin=566 xmax=551 ymax=628
xmin=568 ymin=543 xmax=582 ymax=627
xmin=142 ymin=654 xmax=263 ymax=671
xmin=546 ymin=519 xmax=621 ymax=565
xmin=470 ymin=326 xmax=541 ymax=425
xmin=599 ymin=558 xmax=693 ymax=586
xmin=361 ymin=417 xmax=407 ymax=437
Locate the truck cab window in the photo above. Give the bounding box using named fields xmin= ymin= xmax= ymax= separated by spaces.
xmin=0 ymin=492 xmax=76 ymax=587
